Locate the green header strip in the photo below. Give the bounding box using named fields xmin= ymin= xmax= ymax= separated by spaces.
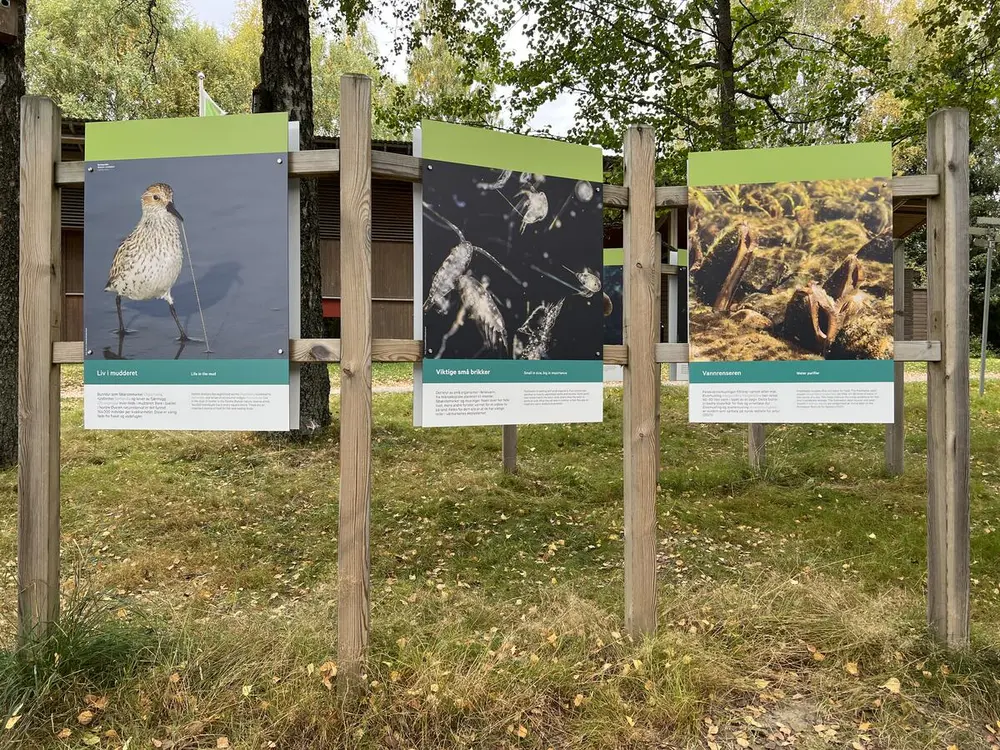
xmin=688 ymin=142 xmax=891 ymax=186
xmin=423 ymin=359 xmax=602 ymax=384
xmin=603 ymin=248 xmax=624 ymax=266
xmin=689 ymin=359 xmax=894 ymax=384
xmin=86 ymin=112 xmax=289 ymax=161
xmin=421 ymin=120 xmax=603 ymax=182
xmin=85 ymin=359 xmax=288 ymax=386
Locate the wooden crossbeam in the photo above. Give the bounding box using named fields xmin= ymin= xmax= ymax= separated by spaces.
xmin=54 ymin=339 xmax=940 ymax=365
xmin=53 ymin=155 xmax=942 ymax=205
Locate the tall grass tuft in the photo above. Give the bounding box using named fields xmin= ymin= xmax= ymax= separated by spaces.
xmin=0 ymin=566 xmax=160 ymax=743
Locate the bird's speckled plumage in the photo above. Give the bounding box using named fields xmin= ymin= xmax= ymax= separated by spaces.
xmin=106 ymin=183 xmax=184 ymax=303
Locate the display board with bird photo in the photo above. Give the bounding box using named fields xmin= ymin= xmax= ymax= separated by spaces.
xmin=688 ymin=177 xmax=894 ymax=363
xmin=82 ymin=112 xmax=292 ymax=431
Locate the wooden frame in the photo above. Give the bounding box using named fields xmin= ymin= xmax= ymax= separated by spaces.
xmin=18 ymin=85 xmax=971 ymax=665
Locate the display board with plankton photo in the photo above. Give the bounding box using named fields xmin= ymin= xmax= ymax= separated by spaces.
xmin=413 ymin=121 xmax=606 ymax=428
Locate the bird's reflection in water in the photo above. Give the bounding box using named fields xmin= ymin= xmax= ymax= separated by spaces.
xmin=103 ymin=332 xmax=187 ymax=361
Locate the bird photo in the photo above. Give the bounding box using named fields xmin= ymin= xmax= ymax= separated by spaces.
xmin=83 ymin=152 xmax=291 ymax=365
xmin=105 ymin=182 xmax=204 ymax=346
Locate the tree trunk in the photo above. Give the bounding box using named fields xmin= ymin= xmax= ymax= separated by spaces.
xmin=257 ymin=0 xmax=332 ymax=438
xmin=0 ymin=4 xmax=27 ymax=468
xmin=714 ymin=0 xmax=738 ymax=150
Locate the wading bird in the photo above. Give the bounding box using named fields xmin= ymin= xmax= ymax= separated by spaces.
xmin=105 ymin=183 xmax=192 ymax=341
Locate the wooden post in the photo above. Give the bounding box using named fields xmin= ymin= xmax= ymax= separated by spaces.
xmin=17 ymin=96 xmax=62 ymax=644
xmin=885 ymin=239 xmax=905 ymax=475
xmin=338 ymin=74 xmax=373 ymax=689
xmin=622 ymin=125 xmax=659 ymax=638
xmin=925 ymin=108 xmax=970 ymax=649
xmin=748 ymin=424 xmax=766 ymax=472
xmin=502 ymin=425 xmax=517 ymax=473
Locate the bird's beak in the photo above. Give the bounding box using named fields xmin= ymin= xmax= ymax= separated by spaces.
xmin=166 ymin=201 xmax=183 ymax=221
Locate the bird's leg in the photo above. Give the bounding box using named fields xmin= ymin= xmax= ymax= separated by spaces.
xmin=112 ymin=295 xmax=137 ymax=335
xmin=168 ymin=301 xmax=192 ymax=342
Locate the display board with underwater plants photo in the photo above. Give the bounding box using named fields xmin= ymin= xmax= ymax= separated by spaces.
xmin=413 ymin=121 xmax=605 ymax=427
xmin=82 ymin=113 xmax=292 ymax=431
xmin=687 ymin=142 xmax=895 ymax=424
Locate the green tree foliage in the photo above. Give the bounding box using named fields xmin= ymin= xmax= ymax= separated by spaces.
xmin=377 ymin=26 xmax=501 ymax=134
xmin=894 ymin=0 xmax=1000 ymax=143
xmin=407 ymin=0 xmax=892 ymax=181
xmin=312 ymin=24 xmax=403 ymax=137
xmin=25 ymin=0 xmax=209 ymax=119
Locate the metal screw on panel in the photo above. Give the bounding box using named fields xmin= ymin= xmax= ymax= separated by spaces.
xmin=86 ymin=349 xmax=93 ymax=355
xmin=277 ymin=158 xmax=283 ymax=164
xmin=278 ymin=348 xmax=284 ymax=355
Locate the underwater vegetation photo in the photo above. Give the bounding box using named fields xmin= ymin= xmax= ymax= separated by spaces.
xmin=688 ymin=178 xmax=894 ymax=363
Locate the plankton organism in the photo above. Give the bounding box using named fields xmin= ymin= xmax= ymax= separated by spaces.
xmin=435 ymin=272 xmax=508 ymax=359
xmin=529 ymin=264 xmax=602 ymax=298
xmin=496 ymin=183 xmax=549 ymax=234
xmin=476 ymin=169 xmax=512 ymax=191
xmin=422 ymin=202 xmax=523 ymax=315
xmin=513 ymin=298 xmax=565 ymax=360
xmin=548 ymin=180 xmax=596 ymax=230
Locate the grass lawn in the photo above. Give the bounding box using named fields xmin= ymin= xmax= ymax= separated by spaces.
xmin=2 ymin=376 xmax=999 ymax=748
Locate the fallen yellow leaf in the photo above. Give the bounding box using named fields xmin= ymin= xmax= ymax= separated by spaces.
xmin=319 ymin=661 xmax=337 ymax=690
xmin=77 ymin=710 xmax=94 ymax=726
xmin=85 ymin=695 xmax=109 ymax=711
xmin=625 ymin=716 xmax=635 ymax=727
xmin=812 ymin=651 xmax=826 ymax=662
xmin=754 ymin=678 xmax=770 ymax=689
xmin=217 ymin=738 xmax=231 ymax=749
xmin=517 ymin=725 xmax=528 ymax=738
xmin=573 ymin=694 xmax=584 ymax=707
xmin=4 ymin=716 xmax=20 ymax=731
xmin=169 ymin=672 xmax=181 ymax=684
xmin=845 ymin=662 xmax=859 ymax=676
xmin=430 ymin=683 xmax=439 ymax=693
xmin=859 ymin=722 xmax=872 ymax=731
xmin=55 ymin=728 xmax=71 ymax=740
xmin=947 ymin=745 xmax=959 ymax=750
xmin=736 ymin=738 xmax=750 ymax=748
xmin=883 ymin=677 xmax=902 ymax=695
